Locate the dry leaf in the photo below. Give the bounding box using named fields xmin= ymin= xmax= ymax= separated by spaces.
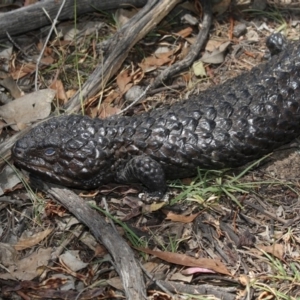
xmin=0 ymin=164 xmax=21 ymax=196
xmin=164 ymin=211 xmax=200 ymax=223
xmin=59 ymin=250 xmax=88 ymax=272
xmin=116 ymin=69 xmax=133 ymax=94
xmin=192 ymin=60 xmax=206 ymax=76
xmin=10 ymin=62 xmax=36 ymax=79
xmin=258 ymin=244 xmax=284 ymax=260
xmin=139 ymin=50 xmax=175 ymax=72
xmin=0 ymin=243 xmax=18 ymax=267
xmin=201 ymin=41 xmax=231 ymax=64
xmin=143 ymin=202 xmax=166 ymax=213
xmin=41 ymin=56 xmax=54 ymax=65
xmin=0 ymin=248 xmax=52 ymax=280
xmin=212 ymin=0 xmax=231 ymax=15
xmin=0 ymin=76 xmax=23 ymax=99
xmin=44 ymin=201 xmax=67 ymax=218
xmin=50 ymin=79 xmax=68 ymax=103
xmin=205 ymin=39 xmax=224 ymax=52
xmin=175 ymin=27 xmax=193 ymax=38
xmin=0 ymin=89 xmax=55 ymax=131
xmin=15 ymin=228 xmax=53 ymax=251
xmin=136 ymin=248 xmax=231 ymax=275
xmin=107 ymin=277 xmax=123 ymax=291
xmin=102 ymin=91 xmax=120 ymax=105
xmin=98 ymin=102 xmax=121 ymax=119
xmin=37 ymin=43 xmax=52 ymax=56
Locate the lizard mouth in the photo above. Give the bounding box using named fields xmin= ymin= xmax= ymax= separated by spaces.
xmin=13 ymin=159 xmax=73 ymax=187
xmin=13 ymin=157 xmax=98 ymax=190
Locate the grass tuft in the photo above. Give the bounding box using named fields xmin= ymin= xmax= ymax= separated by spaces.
xmin=169 ymin=155 xmax=273 ymax=207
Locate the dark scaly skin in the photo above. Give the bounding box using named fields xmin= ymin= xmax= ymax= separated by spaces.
xmin=12 ymin=35 xmax=300 ymax=196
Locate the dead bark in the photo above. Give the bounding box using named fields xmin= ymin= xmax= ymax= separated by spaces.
xmin=0 ymin=0 xmax=212 ymax=161
xmin=0 ymin=0 xmax=184 ymax=157
xmin=38 ymin=182 xmax=147 ymax=300
xmin=64 ymin=0 xmax=183 ymax=112
xmin=155 ymin=280 xmax=237 ymax=300
xmin=0 ymin=0 xmax=147 ymax=39
xmin=151 ymin=1 xmax=212 ymax=89
xmin=0 ymin=1 xmax=213 ymax=298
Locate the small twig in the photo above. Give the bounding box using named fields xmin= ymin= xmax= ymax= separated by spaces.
xmin=40 ymin=182 xmax=147 ymax=299
xmin=150 ymin=0 xmax=212 ymax=90
xmin=245 ymin=198 xmax=288 ymax=224
xmin=34 ymin=0 xmax=67 ymax=91
xmin=65 ymin=0 xmax=182 ymax=113
xmin=102 ymin=196 xmax=118 ymax=232
xmin=147 ymin=84 xmax=186 ymax=95
xmin=117 ymin=84 xmax=151 ymax=115
xmin=5 ymin=31 xmax=28 ymax=57
xmin=118 ymin=0 xmax=212 ymax=114
xmin=139 ymin=262 xmax=174 ymax=297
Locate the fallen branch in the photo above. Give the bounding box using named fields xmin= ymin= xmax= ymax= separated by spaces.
xmin=118 ymin=0 xmax=212 ymax=114
xmin=0 ymin=1 xmax=213 ymax=297
xmin=0 ymin=0 xmax=147 ymax=39
xmin=151 ymin=0 xmax=212 ymax=89
xmin=64 ymin=0 xmax=182 ymax=112
xmin=0 ymin=0 xmax=212 ymax=163
xmin=42 ymin=182 xmax=147 ymax=300
xmin=155 ymin=280 xmax=237 ymax=300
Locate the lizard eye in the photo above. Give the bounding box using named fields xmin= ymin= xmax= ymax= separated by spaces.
xmin=45 ymin=148 xmax=56 ymax=156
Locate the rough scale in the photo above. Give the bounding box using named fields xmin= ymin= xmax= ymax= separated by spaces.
xmin=12 ymin=35 xmax=300 ymax=196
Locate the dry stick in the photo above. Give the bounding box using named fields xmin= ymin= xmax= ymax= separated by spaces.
xmin=245 ymin=199 xmax=288 ymax=225
xmin=0 ymin=0 xmax=147 ymax=39
xmin=119 ymin=0 xmax=213 ymax=115
xmin=0 ymin=0 xmax=209 ymax=162
xmin=41 ymin=182 xmax=147 ymax=300
xmin=34 ymin=0 xmax=67 ymax=91
xmin=156 ymin=280 xmax=237 ymax=300
xmin=64 ymin=0 xmax=183 ymax=113
xmin=1 ymin=1 xmax=211 ymax=295
xmin=151 ymin=0 xmax=212 ymax=89
xmin=1 ymin=2 xmax=210 ymax=296
xmin=0 ymin=0 xmax=149 ymax=163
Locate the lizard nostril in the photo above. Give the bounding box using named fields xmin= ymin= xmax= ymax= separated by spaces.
xmin=17 ymin=149 xmax=23 ymax=157
xmin=12 ymin=145 xmax=24 ymax=158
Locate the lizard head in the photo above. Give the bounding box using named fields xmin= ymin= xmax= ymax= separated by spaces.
xmin=12 ymin=115 xmax=114 ymax=189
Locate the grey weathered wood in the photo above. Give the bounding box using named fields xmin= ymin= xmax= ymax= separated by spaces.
xmin=0 ymin=1 xmax=213 ymax=298
xmin=151 ymin=1 xmax=212 ymax=89
xmin=0 ymin=0 xmax=147 ymax=39
xmin=65 ymin=0 xmax=183 ymax=112
xmin=42 ymin=183 xmax=147 ymax=300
